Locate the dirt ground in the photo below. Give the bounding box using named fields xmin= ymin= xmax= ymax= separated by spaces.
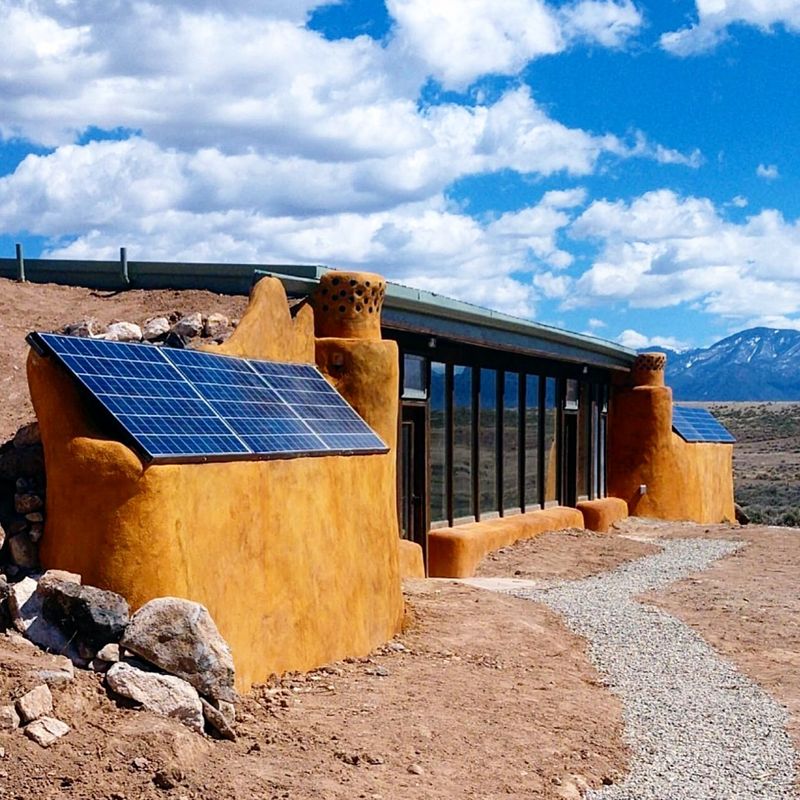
xmin=1 ymin=579 xmax=628 ymax=800
xmin=0 ymin=277 xmax=248 ymax=442
xmin=475 ymin=528 xmax=659 ymax=581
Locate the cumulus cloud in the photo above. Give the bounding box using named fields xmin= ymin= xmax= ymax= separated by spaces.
xmin=616 ymin=329 xmax=689 ymax=351
xmin=567 ymin=189 xmax=800 ymax=324
xmin=661 ymin=0 xmax=800 ymax=55
xmin=560 ymin=0 xmax=643 ymax=48
xmin=756 ymin=163 xmax=779 ymax=180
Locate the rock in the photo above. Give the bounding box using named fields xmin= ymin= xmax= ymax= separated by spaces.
xmin=63 ymin=318 xmax=99 ymax=337
xmin=105 ymin=322 xmax=143 ymax=342
xmin=171 ymin=313 xmax=203 ymax=339
xmin=24 ymin=717 xmax=70 ymax=747
xmin=203 ymin=313 xmax=229 ymax=339
xmin=132 ymin=756 xmax=151 ymax=771
xmin=40 ymin=579 xmax=129 ymax=648
xmin=28 ymin=524 xmax=44 ymax=544
xmin=0 ymin=577 xmax=9 ymax=628
xmin=13 ymin=422 xmax=41 ymax=449
xmin=407 ymin=763 xmax=424 ymax=775
xmin=16 ymin=684 xmax=53 ymax=723
xmin=143 ymin=317 xmax=171 ymax=341
xmin=38 ymin=570 xmax=81 ymax=590
xmin=0 ymin=705 xmax=20 ymax=731
xmin=106 ymin=662 xmax=204 ymax=734
xmin=122 ymin=597 xmax=235 ymax=702
xmin=0 ymin=524 xmax=5 ymax=553
xmin=14 ymin=493 xmax=43 ymax=515
xmin=25 ymin=512 xmax=44 ymax=523
xmin=8 ymin=533 xmax=38 ymax=569
xmin=200 ymin=698 xmax=236 ymax=741
xmin=32 ymin=656 xmax=75 ymax=686
xmin=735 ymin=503 xmax=750 ymax=525
xmin=8 ymin=577 xmax=80 ymax=659
xmin=97 ymin=643 xmax=121 ymax=662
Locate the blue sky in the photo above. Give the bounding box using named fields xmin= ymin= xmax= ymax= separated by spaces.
xmin=1 ymin=0 xmax=799 ymax=350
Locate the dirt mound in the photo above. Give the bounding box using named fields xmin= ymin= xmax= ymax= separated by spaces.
xmin=0 ymin=277 xmax=248 ymax=442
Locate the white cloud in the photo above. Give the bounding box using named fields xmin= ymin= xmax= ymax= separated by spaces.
xmin=385 ymin=0 xmax=564 ymax=90
xmin=730 ymin=195 xmax=748 ymax=207
xmin=756 ymin=163 xmax=779 ymax=180
xmin=661 ymin=0 xmax=800 ymax=55
xmin=560 ymin=0 xmax=643 ymax=48
xmin=587 ymin=317 xmax=607 ymax=329
xmin=568 ymin=190 xmax=800 ymax=324
xmin=616 ymin=329 xmax=689 ymax=351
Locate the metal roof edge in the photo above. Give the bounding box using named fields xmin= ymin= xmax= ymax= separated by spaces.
xmin=255 ymin=267 xmax=636 ymax=367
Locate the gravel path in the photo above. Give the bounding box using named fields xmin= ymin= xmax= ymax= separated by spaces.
xmin=469 ymin=538 xmax=799 ymax=800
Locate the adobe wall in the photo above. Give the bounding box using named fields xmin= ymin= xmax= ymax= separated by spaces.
xmin=608 ymin=353 xmax=735 ymax=524
xmin=28 ymin=275 xmax=404 ymax=692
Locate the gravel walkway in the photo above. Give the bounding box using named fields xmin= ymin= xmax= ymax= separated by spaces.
xmin=468 ymin=538 xmax=799 ymax=800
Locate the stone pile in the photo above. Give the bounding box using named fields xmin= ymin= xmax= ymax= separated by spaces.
xmin=0 ymin=422 xmax=46 ymax=577
xmin=60 ymin=310 xmax=236 ymax=347
xmin=1 ymin=569 xmax=237 ymax=745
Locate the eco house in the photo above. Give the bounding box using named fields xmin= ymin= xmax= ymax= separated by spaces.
xmin=18 ymin=260 xmax=735 ymax=690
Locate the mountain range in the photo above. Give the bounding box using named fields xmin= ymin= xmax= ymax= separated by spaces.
xmin=649 ymin=327 xmax=800 ymax=401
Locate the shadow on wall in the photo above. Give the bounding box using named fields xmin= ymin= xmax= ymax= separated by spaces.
xmin=28 ymin=273 xmax=404 ymax=692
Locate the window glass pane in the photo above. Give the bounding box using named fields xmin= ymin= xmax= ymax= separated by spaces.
xmin=479 ymin=368 xmax=497 ymax=515
xmin=525 ymin=374 xmax=540 ymax=509
xmin=453 ymin=366 xmax=473 ymax=519
xmin=591 ymin=388 xmax=600 ymax=499
xmin=503 ymin=372 xmax=519 ymax=512
xmin=577 ymin=382 xmax=590 ymax=499
xmin=565 ymin=378 xmax=579 ymax=410
xmin=544 ymin=378 xmax=558 ymax=503
xmin=402 ymin=354 xmax=427 ymax=399
xmin=429 ymin=362 xmax=446 ymax=523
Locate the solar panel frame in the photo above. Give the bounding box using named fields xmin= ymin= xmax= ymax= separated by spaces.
xmin=672 ymin=405 xmax=736 ymax=444
xmin=27 ymin=332 xmax=389 ymax=464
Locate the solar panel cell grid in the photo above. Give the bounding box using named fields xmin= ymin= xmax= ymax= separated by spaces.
xmin=31 ymin=332 xmax=387 ymax=463
xmin=672 ymin=405 xmax=735 ymax=443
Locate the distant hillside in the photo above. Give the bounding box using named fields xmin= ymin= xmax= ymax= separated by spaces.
xmin=650 ymin=328 xmax=800 ymax=401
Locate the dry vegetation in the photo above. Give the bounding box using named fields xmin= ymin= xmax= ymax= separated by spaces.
xmin=709 ymin=403 xmax=800 ymax=526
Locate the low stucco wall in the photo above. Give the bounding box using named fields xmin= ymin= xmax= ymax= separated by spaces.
xmin=608 ymin=357 xmax=735 ymax=524
xmin=30 ymin=277 xmax=404 ymax=692
xmin=427 ymin=506 xmax=585 ymax=578
xmin=398 ymin=540 xmax=425 ymax=579
xmin=576 ymin=497 xmax=629 ymax=533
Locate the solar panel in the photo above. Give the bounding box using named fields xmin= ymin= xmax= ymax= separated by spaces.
xmin=672 ymin=405 xmax=735 ymax=444
xmin=28 ymin=332 xmax=388 ymax=463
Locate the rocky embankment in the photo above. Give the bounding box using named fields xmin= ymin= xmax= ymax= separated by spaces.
xmin=0 ymin=310 xmax=241 ymax=751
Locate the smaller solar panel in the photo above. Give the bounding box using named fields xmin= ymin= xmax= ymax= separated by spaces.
xmin=672 ymin=405 xmax=735 ymax=444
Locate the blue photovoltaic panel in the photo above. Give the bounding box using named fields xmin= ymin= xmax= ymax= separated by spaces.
xmin=34 ymin=333 xmax=249 ymax=460
xmin=672 ymin=405 xmax=736 ymax=444
xmin=249 ymin=359 xmax=385 ymax=452
xmin=30 ymin=332 xmax=387 ymax=463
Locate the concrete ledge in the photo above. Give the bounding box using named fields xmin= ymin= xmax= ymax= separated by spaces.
xmin=427 ymin=507 xmax=584 ymax=578
xmin=398 ymin=540 xmax=425 ymax=579
xmin=577 ymin=497 xmax=629 ymax=533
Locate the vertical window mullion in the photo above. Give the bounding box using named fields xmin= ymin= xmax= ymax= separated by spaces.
xmin=496 ymin=369 xmax=504 ymax=516
xmin=471 ymin=365 xmax=480 ymax=521
xmin=537 ymin=376 xmax=546 ymax=509
xmin=518 ymin=373 xmax=526 ymax=513
xmin=445 ymin=363 xmax=454 ymax=526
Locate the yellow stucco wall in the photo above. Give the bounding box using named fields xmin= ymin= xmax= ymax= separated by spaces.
xmin=29 ymin=277 xmax=404 ymax=692
xmin=608 ymin=356 xmax=735 ymax=524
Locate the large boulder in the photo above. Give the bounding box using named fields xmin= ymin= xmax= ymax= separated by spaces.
xmin=171 ymin=313 xmax=203 ymax=339
xmin=104 ymin=322 xmax=143 ymax=342
xmin=40 ymin=579 xmax=129 ymax=648
xmin=121 ymin=598 xmax=235 ymax=702
xmin=106 ymin=662 xmax=204 ymax=734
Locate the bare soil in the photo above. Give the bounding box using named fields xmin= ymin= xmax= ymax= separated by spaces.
xmin=475 ymin=528 xmax=659 ymax=581
xmin=0 ymin=277 xmax=247 ymax=442
xmin=641 ymin=520 xmax=800 ymax=753
xmin=1 ymin=580 xmax=628 ymax=800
